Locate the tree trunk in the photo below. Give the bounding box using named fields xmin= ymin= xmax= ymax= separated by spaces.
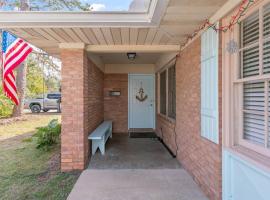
xmin=19 ymin=0 xmax=29 ymax=10
xmin=12 ymin=62 xmax=27 ymax=117
xmin=12 ymin=0 xmax=29 ymax=117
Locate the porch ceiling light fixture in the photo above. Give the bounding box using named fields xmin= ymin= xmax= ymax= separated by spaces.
xmin=127 ymin=52 xmax=136 ymax=60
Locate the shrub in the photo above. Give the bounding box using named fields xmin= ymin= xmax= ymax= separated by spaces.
xmin=33 ymin=119 xmax=61 ymax=151
xmin=0 ymin=87 xmax=14 ymax=118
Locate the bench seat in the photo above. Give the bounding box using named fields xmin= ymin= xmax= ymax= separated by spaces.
xmin=88 ymin=120 xmax=112 ymax=155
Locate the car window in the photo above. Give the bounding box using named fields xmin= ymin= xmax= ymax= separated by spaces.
xmin=47 ymin=94 xmax=61 ymax=99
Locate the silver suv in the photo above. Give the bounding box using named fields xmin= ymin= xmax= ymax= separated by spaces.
xmin=24 ymin=93 xmax=61 ymax=113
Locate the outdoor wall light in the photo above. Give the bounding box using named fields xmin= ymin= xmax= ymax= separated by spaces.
xmin=127 ymin=52 xmax=136 ymax=60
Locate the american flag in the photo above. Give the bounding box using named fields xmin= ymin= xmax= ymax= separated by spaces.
xmin=1 ymin=31 xmax=32 ymax=105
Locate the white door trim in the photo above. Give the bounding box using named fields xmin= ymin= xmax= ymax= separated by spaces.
xmin=128 ymin=74 xmax=156 ymax=130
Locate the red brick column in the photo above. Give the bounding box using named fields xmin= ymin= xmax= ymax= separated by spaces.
xmin=60 ymin=44 xmax=104 ymax=171
xmin=60 ymin=45 xmax=88 ymax=171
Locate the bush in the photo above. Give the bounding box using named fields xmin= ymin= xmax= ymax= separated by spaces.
xmin=33 ymin=119 xmax=61 ymax=151
xmin=0 ymin=87 xmax=14 ymax=118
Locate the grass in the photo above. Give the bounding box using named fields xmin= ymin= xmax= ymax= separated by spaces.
xmin=0 ymin=114 xmax=61 ymax=140
xmin=0 ymin=114 xmax=81 ymax=200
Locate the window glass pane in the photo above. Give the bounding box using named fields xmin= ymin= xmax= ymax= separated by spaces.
xmin=241 ymin=11 xmax=259 ymax=47
xmin=160 ymin=71 xmax=166 ymax=115
xmin=264 ymin=3 xmax=270 ymax=38
xmin=0 ymin=0 xmax=152 ymax=12
xmin=243 ymin=81 xmax=265 ymax=146
xmin=168 ymin=65 xmax=176 ymax=119
xmin=241 ymin=45 xmax=260 ymax=78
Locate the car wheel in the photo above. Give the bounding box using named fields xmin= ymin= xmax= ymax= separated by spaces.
xmin=30 ymin=105 xmax=41 ymax=113
xmin=43 ymin=109 xmax=49 ymax=112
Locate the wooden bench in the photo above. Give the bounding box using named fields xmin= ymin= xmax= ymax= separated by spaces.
xmin=88 ymin=120 xmax=112 ymax=155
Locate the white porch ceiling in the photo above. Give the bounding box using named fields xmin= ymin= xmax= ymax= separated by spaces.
xmin=2 ymin=0 xmax=228 ymax=63
xmin=98 ymin=53 xmax=162 ymax=64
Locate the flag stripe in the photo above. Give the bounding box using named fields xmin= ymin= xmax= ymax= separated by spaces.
xmin=6 ymin=74 xmax=17 ymax=92
xmin=10 ymin=71 xmax=15 ymax=81
xmin=3 ymin=80 xmax=18 ymax=105
xmin=4 ymin=47 xmax=32 ymax=78
xmin=5 ymin=79 xmax=17 ymax=98
xmin=4 ymin=44 xmax=30 ymax=75
xmin=5 ymin=40 xmax=25 ymax=62
xmin=5 ymin=39 xmax=23 ymax=59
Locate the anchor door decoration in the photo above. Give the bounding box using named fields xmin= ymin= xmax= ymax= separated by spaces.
xmin=136 ymin=82 xmax=148 ymax=102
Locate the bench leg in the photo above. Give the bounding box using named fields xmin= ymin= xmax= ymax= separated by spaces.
xmin=92 ymin=141 xmax=99 ymax=155
xmin=110 ymin=127 xmax=112 ymax=138
xmin=99 ymin=142 xmax=105 ymax=155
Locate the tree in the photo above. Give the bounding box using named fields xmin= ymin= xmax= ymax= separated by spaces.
xmin=26 ymin=56 xmax=47 ymax=98
xmin=25 ymin=53 xmax=61 ymax=97
xmin=12 ymin=0 xmax=29 ymax=117
xmin=30 ymin=0 xmax=91 ymax=11
xmin=0 ymin=0 xmax=91 ymax=11
xmin=12 ymin=0 xmax=27 ymax=117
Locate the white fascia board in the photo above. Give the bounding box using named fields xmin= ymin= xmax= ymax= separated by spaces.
xmin=0 ymin=12 xmax=150 ymax=28
xmin=150 ymin=0 xmax=169 ymax=26
xmin=86 ymin=45 xmax=180 ymax=53
xmin=0 ymin=0 xmax=168 ymax=28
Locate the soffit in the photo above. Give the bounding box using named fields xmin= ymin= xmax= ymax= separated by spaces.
xmin=3 ymin=0 xmax=228 ymax=58
xmin=97 ymin=52 xmax=162 ymax=64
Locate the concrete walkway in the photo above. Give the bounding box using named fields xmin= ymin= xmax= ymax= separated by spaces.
xmin=68 ymin=169 xmax=208 ymax=200
xmin=68 ymin=134 xmax=208 ymax=200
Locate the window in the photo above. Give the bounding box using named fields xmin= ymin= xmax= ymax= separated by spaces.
xmin=168 ymin=65 xmax=176 ymax=119
xmin=159 ymin=70 xmax=167 ymax=115
xmin=237 ymin=3 xmax=270 ymax=153
xmin=47 ymin=94 xmax=61 ymax=100
xmin=159 ymin=64 xmax=176 ymax=119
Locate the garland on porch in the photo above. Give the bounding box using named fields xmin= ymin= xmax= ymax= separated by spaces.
xmin=181 ymin=0 xmax=258 ymax=47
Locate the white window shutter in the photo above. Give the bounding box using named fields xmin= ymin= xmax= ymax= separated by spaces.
xmin=201 ymin=26 xmax=219 ymax=144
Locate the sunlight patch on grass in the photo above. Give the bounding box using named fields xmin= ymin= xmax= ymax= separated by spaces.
xmin=0 ymin=114 xmax=61 ymax=140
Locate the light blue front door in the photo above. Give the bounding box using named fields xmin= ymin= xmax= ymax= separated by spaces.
xmin=128 ymin=74 xmax=155 ymax=129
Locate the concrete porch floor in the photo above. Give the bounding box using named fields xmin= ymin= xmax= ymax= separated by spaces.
xmin=68 ymin=134 xmax=209 ymax=200
xmin=88 ymin=133 xmax=180 ymax=169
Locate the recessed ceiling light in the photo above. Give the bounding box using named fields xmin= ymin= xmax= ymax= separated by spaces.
xmin=127 ymin=52 xmax=136 ymax=60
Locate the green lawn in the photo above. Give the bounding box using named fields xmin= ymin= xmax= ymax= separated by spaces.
xmin=0 ymin=114 xmax=80 ymax=200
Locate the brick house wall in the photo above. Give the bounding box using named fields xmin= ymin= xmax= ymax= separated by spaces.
xmin=61 ymin=48 xmax=104 ymax=171
xmin=86 ymin=58 xmax=104 ymax=158
xmin=156 ymin=115 xmax=177 ymax=155
xmin=176 ymin=38 xmax=222 ymax=200
xmin=156 ymin=37 xmax=222 ymax=200
xmin=104 ymin=74 xmax=128 ymax=133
